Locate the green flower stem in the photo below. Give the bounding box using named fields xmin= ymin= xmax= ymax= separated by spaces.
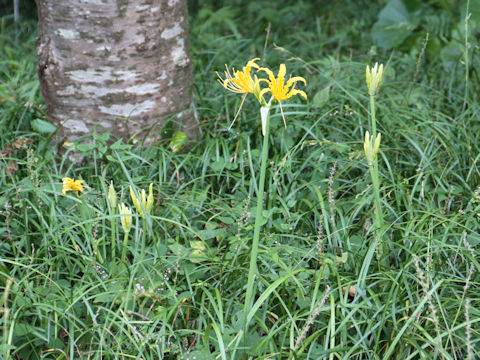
xmin=120 ymin=231 xmax=130 ymax=272
xmin=370 ymin=95 xmax=377 ymax=136
xmin=244 ymin=111 xmax=270 ymax=318
xmin=369 ymin=94 xmax=385 ymax=261
xmin=368 ymin=163 xmax=384 ymax=258
xmin=110 ymin=211 xmax=116 ymax=261
xmin=137 ymin=222 xmax=147 ymax=267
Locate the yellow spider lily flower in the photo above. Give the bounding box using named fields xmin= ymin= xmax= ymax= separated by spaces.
xmin=217 ymin=58 xmax=263 ymax=127
xmin=258 ymin=64 xmax=307 ymax=128
xmin=62 ymin=177 xmax=85 ymax=196
xmin=363 ymin=131 xmax=381 ymax=165
xmin=258 ymin=64 xmax=307 ymax=102
xmin=217 ymin=58 xmax=261 ymax=96
xmin=366 ymin=63 xmax=384 ymax=96
xmin=130 ymin=183 xmax=154 ymax=218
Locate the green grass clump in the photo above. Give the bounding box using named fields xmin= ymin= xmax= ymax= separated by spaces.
xmin=1 ymin=1 xmax=479 ymax=359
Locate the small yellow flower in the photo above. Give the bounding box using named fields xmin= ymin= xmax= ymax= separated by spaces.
xmin=62 ymin=177 xmax=85 ymax=196
xmin=217 ymin=58 xmax=262 ymax=97
xmin=363 ymin=131 xmax=381 ymax=165
xmin=258 ymin=64 xmax=307 ymax=128
xmin=118 ymin=203 xmax=132 ymax=233
xmin=130 ymin=183 xmax=154 ymax=218
xmin=366 ymin=63 xmax=384 ymax=96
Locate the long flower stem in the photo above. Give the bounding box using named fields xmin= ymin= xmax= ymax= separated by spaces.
xmin=244 ymin=112 xmax=270 ymax=318
xmin=111 ymin=214 xmax=116 ymax=258
xmin=369 ymin=163 xmax=384 ymax=258
xmin=369 ymin=94 xmax=385 ymax=261
xmin=370 ymin=95 xmax=377 ymax=135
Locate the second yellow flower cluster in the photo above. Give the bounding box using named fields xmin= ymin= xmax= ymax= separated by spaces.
xmin=108 ymin=182 xmax=154 ymax=234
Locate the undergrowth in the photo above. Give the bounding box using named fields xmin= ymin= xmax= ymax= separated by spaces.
xmin=1 ymin=1 xmax=479 ymax=359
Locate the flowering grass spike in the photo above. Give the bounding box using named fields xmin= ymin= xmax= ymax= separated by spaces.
xmin=62 ymin=177 xmax=85 ymax=196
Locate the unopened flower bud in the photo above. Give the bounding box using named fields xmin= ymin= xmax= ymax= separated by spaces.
xmin=364 ymin=131 xmax=381 ymax=165
xmin=108 ymin=181 xmax=117 ymax=210
xmin=366 ymin=63 xmax=384 ymax=96
xmin=118 ymin=203 xmax=132 ymax=233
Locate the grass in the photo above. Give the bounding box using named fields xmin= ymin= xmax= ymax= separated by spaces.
xmin=1 ymin=1 xmax=479 ymax=359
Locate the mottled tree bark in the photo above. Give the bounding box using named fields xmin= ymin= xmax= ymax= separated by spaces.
xmin=35 ymin=0 xmax=196 ymax=144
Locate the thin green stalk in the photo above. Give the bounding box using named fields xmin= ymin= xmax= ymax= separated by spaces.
xmin=329 ymin=292 xmax=336 ymax=360
xmin=369 ymin=162 xmax=384 ymax=259
xmin=369 ymin=94 xmax=385 ymax=261
xmin=120 ymin=231 xmax=130 ymax=272
xmin=463 ymin=0 xmax=470 ymax=112
xmin=370 ymin=95 xmax=377 ymax=135
xmin=244 ymin=112 xmax=270 ymax=317
xmin=110 ymin=211 xmax=116 ymax=262
xmin=137 ymin=222 xmax=147 ymax=267
xmin=3 ymin=278 xmax=13 ymax=360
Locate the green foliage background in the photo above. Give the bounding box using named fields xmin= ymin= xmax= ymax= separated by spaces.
xmin=0 ymin=0 xmax=479 ymax=359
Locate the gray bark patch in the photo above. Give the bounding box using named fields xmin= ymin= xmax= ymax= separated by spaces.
xmin=36 ymin=0 xmax=196 ymax=143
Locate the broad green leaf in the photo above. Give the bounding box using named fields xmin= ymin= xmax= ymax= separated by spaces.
xmin=190 ymin=240 xmax=205 ymax=250
xmin=197 ymin=228 xmax=226 ymax=240
xmin=31 ymin=118 xmax=57 ymax=134
xmin=312 ymin=87 xmax=330 ymax=108
xmin=461 ymin=0 xmax=480 ymax=23
xmin=440 ymin=41 xmax=463 ymax=71
xmin=372 ymin=0 xmax=417 ymax=49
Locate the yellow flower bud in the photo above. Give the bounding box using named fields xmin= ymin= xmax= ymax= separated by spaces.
xmin=374 ymin=132 xmax=381 ymax=158
xmin=363 ymin=131 xmax=371 ymax=160
xmin=364 ymin=131 xmax=381 ymax=165
xmin=366 ymin=63 xmax=384 ymax=96
xmin=146 ymin=183 xmax=154 ymax=214
xmin=130 ymin=185 xmax=143 ymax=217
xmin=108 ymin=181 xmax=117 ymax=210
xmin=130 ymin=184 xmax=154 ymax=218
xmin=118 ymin=203 xmax=132 ymax=233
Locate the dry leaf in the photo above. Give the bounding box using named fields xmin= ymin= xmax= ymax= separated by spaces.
xmin=342 ymin=286 xmax=356 ymax=298
xmin=6 ymin=161 xmax=17 ymax=175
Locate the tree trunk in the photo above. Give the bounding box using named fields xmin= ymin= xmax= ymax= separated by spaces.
xmin=35 ymin=0 xmax=196 ymax=144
